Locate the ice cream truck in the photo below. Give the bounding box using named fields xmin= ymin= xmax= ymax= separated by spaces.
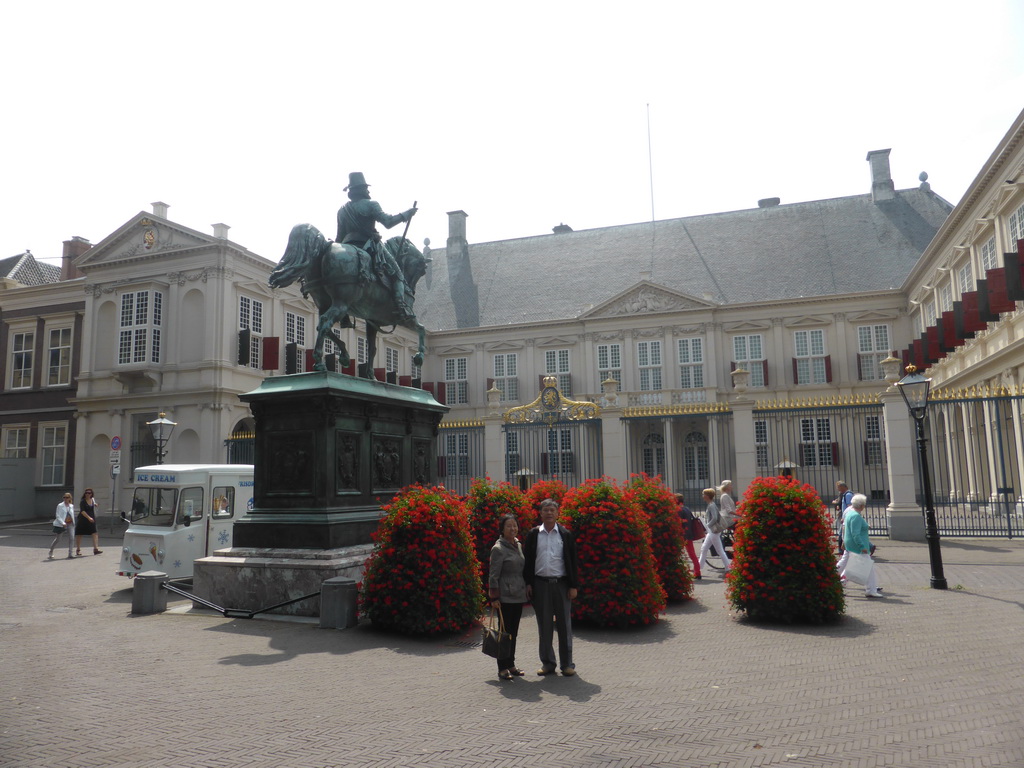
xmin=116 ymin=464 xmax=254 ymax=579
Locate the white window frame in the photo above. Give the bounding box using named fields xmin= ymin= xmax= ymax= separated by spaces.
xmin=547 ymin=428 xmax=573 ymax=475
xmin=957 ymin=262 xmax=973 ymax=295
xmin=120 ymin=290 xmax=163 ymax=365
xmin=238 ymin=295 xmax=263 ymax=369
xmin=39 ymin=421 xmax=68 ymax=486
xmin=1008 ymin=202 xmax=1024 ymax=246
xmin=357 ymin=337 xmax=367 ymax=365
xmin=800 ymin=417 xmax=832 ymax=468
xmin=285 ymin=311 xmax=306 ymax=373
xmin=442 ymin=432 xmax=470 ymax=477
xmin=857 ymin=324 xmax=891 ymax=381
xmin=979 ymin=236 xmax=998 ymax=273
xmin=754 ymin=419 xmax=769 ymax=468
xmin=544 ymin=349 xmax=571 ymax=396
xmin=444 ymin=357 xmax=469 ymax=405
xmin=642 ymin=433 xmax=665 ymax=478
xmin=9 ymin=329 xmax=34 ymax=389
xmin=46 ymin=326 xmax=73 ymax=387
xmin=924 ymin=300 xmax=937 ymax=328
xmin=385 ymin=346 xmax=400 ymax=373
xmin=865 ymin=414 xmax=885 ymax=467
xmin=732 ymin=334 xmax=765 ymax=387
xmin=505 ymin=430 xmax=520 ymax=475
xmin=597 ymin=343 xmax=621 ymax=387
xmin=637 ymin=340 xmax=662 ymax=391
xmin=677 ymin=337 xmax=704 ymax=390
xmin=493 ymin=353 xmax=518 ymax=402
xmin=939 ymin=282 xmax=953 ymax=314
xmin=794 ymin=329 xmax=827 ymax=385
xmin=682 ymin=431 xmax=708 ymax=487
xmin=2 ymin=424 xmax=30 ymax=458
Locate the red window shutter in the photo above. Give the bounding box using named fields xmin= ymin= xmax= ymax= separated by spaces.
xmin=856 ymin=353 xmax=863 ymax=381
xmin=285 ymin=342 xmax=298 ymax=374
xmin=237 ymin=328 xmax=251 ymax=365
xmin=435 ymin=382 xmax=447 ymax=403
xmin=926 ymin=327 xmax=944 ymax=361
xmin=262 ymin=337 xmax=280 ymax=370
xmin=961 ymin=291 xmax=987 ymax=332
xmin=900 ymin=348 xmax=911 ymax=371
xmin=941 ymin=311 xmax=962 ymax=349
xmin=792 ymin=357 xmax=799 ymax=385
xmin=399 ymin=375 xmax=412 ymax=387
xmin=1003 ymin=245 xmax=1024 ymax=301
xmin=342 ymin=359 xmax=356 ymax=376
xmin=373 ymin=367 xmax=386 ymax=381
xmin=831 ymin=442 xmax=839 ymax=466
xmin=304 ymin=349 xmax=315 ymax=371
xmin=911 ymin=339 xmax=925 ymax=369
xmin=762 ymin=360 xmax=769 ymax=387
xmin=985 ymin=268 xmax=1015 ymax=313
xmin=422 ymin=381 xmax=435 ymax=395
xmin=825 ymin=355 xmax=833 ymax=383
xmin=976 ymin=279 xmax=1000 ymax=322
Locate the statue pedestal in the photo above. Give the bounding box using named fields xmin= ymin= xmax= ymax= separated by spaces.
xmin=233 ymin=372 xmax=447 ymax=549
xmin=192 ymin=372 xmax=446 ymax=617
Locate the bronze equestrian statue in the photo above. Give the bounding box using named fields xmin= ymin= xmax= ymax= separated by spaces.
xmin=269 ymin=174 xmax=428 ymax=375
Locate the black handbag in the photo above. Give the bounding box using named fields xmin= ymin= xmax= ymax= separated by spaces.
xmin=481 ymin=604 xmax=512 ymax=659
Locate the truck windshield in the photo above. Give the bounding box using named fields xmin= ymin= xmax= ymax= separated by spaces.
xmin=130 ymin=487 xmax=177 ymax=526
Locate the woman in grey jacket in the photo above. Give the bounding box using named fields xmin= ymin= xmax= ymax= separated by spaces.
xmin=488 ymin=514 xmax=528 ymax=680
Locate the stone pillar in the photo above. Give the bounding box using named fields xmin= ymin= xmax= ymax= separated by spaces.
xmin=601 ymin=409 xmax=628 ymax=484
xmin=730 ymin=398 xmax=757 ymax=495
xmin=880 ymin=388 xmax=925 ymax=541
xmin=483 ymin=416 xmax=506 ymax=483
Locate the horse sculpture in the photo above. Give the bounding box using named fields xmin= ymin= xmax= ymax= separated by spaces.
xmin=269 ymin=223 xmax=430 ymax=375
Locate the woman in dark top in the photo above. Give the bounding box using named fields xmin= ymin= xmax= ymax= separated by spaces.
xmin=487 ymin=514 xmax=527 ymax=681
xmin=75 ymin=488 xmax=102 ymax=556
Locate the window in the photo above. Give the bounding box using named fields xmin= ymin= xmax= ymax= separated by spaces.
xmin=493 ymin=353 xmax=518 ymax=402
xmin=857 ymin=324 xmax=890 ymax=381
xmin=442 ymin=433 xmax=470 ymax=477
xmin=732 ymin=334 xmax=765 ymax=387
xmin=546 ymin=429 xmax=573 ymax=475
xmin=800 ymin=417 xmax=833 ymax=467
xmin=864 ymin=415 xmax=885 ymax=466
xmin=939 ymin=283 xmax=953 ymax=314
xmin=444 ymin=357 xmax=468 ymax=405
xmin=212 ymin=486 xmax=235 ymax=519
xmin=597 ymin=343 xmax=621 ymax=386
xmin=120 ymin=290 xmax=163 ymax=365
xmin=47 ymin=327 xmax=72 ymax=386
xmin=544 ymin=349 xmax=571 ymax=396
xmin=641 ymin=433 xmax=665 ymax=478
xmin=754 ymin=420 xmax=769 ymax=468
xmin=385 ymin=347 xmax=399 ymax=373
xmin=682 ymin=431 xmax=708 ymax=487
xmin=1009 ymin=202 xmax=1024 ymax=246
xmin=637 ymin=340 xmax=662 ymax=391
xmin=2 ymin=425 xmax=29 ymax=458
xmin=411 ymin=357 xmax=422 ymax=380
xmin=677 ymin=337 xmax=704 ymax=389
xmin=39 ymin=422 xmax=67 ymax=485
xmin=238 ymin=296 xmax=262 ymax=369
xmin=980 ymin=236 xmax=998 ymax=272
xmin=356 ymin=337 xmax=367 ymax=365
xmin=505 ymin=430 xmax=520 ymax=475
xmin=924 ymin=300 xmax=937 ymax=327
xmin=10 ymin=331 xmax=33 ymax=389
xmin=957 ymin=262 xmax=973 ymax=295
xmin=794 ymin=329 xmax=828 ymax=385
xmin=285 ymin=311 xmax=306 ymax=373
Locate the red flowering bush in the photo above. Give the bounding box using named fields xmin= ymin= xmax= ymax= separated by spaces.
xmin=525 ymin=478 xmax=568 ymax=525
xmin=466 ymin=477 xmax=533 ymax=587
xmin=725 ymin=475 xmax=845 ymax=623
xmin=625 ymin=473 xmax=693 ymax=601
xmin=559 ymin=478 xmax=666 ymax=627
xmin=360 ymin=485 xmax=484 ymax=634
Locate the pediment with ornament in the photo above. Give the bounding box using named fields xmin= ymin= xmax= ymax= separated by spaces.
xmin=581 ymin=281 xmax=714 ymax=320
xmin=75 ymin=213 xmax=219 ymax=270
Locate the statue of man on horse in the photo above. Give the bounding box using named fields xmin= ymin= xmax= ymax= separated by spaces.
xmin=269 ymin=173 xmax=429 ymax=375
xmin=336 ymin=172 xmax=419 ymax=321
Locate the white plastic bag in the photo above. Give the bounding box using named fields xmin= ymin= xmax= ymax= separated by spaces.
xmin=845 ymin=552 xmax=874 ymax=585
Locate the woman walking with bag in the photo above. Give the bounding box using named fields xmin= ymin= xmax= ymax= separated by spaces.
xmin=837 ymin=494 xmax=883 ymax=598
xmin=48 ymin=493 xmax=76 ymax=560
xmin=675 ymin=494 xmax=702 ymax=580
xmin=697 ymin=487 xmax=731 ymax=575
xmin=488 ymin=514 xmax=528 ymax=681
xmin=75 ymin=488 xmax=103 ymax=556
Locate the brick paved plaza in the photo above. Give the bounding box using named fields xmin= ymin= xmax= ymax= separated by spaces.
xmin=1 ymin=519 xmax=1022 ymax=768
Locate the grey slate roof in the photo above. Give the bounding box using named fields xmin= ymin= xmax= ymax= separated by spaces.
xmin=0 ymin=253 xmax=62 ymax=286
xmin=414 ymin=187 xmax=952 ymax=331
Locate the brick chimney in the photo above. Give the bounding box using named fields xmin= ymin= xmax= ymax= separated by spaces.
xmin=151 ymin=201 xmax=170 ymax=218
xmin=61 ymin=236 xmax=91 ymax=280
xmin=866 ymin=149 xmax=895 ymax=202
xmin=445 ymin=210 xmax=479 ymax=328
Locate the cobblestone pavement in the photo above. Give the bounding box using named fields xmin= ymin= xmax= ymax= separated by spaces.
xmin=1 ymin=520 xmax=1022 ymax=768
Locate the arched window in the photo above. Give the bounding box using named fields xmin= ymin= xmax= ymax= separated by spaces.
xmin=683 ymin=431 xmax=708 ymax=488
xmin=641 ymin=433 xmax=665 ymax=478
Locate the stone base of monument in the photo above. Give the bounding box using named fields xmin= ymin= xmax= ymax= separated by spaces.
xmin=192 ymin=544 xmax=374 ymax=618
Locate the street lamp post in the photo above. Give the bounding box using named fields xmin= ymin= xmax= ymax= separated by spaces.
xmin=146 ymin=412 xmax=177 ymax=465
xmin=895 ymin=365 xmax=948 ymax=590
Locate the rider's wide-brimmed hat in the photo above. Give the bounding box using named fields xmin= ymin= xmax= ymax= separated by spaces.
xmin=344 ymin=172 xmax=370 ymax=191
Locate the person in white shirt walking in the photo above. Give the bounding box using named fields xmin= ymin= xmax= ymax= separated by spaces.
xmin=48 ymin=493 xmax=77 ymax=560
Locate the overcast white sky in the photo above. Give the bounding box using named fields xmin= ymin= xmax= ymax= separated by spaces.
xmin=3 ymin=1 xmax=1023 ymax=266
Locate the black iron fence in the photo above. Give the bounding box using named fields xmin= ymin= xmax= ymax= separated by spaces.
xmin=437 ymin=422 xmax=486 ymax=496
xmin=502 ymin=418 xmax=604 ymax=492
